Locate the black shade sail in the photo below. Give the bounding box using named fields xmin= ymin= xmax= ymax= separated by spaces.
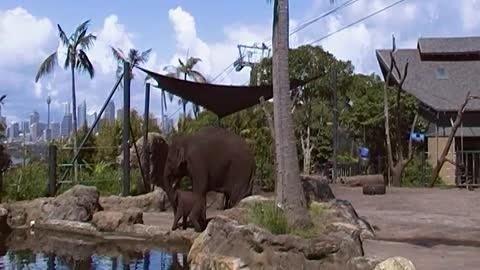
xmin=137 ymin=66 xmax=320 ymax=118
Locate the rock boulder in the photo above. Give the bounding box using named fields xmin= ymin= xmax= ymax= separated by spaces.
xmin=100 ymin=188 xmax=169 ymax=212
xmin=188 ymin=215 xmax=365 ymax=270
xmin=374 ymin=257 xmax=415 ymax=270
xmin=92 ymin=209 xmax=143 ymax=232
xmin=6 ymin=185 xmax=102 ymax=227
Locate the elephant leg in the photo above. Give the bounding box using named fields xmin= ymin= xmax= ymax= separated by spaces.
xmin=172 ymin=210 xmax=182 ymax=231
xmin=182 ymin=214 xmax=188 ymax=230
xmin=223 ymin=193 xmax=231 ymax=210
xmin=190 ymin=192 xmax=207 ymax=232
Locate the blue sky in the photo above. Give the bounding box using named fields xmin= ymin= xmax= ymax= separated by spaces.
xmin=0 ymin=0 xmax=479 ymax=126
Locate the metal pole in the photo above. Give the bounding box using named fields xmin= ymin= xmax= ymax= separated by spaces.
xmin=143 ymin=83 xmax=151 ymax=192
xmin=122 ymin=61 xmax=131 ymax=196
xmin=331 ymin=66 xmax=338 ymax=183
xmin=48 ymin=144 xmax=57 ymax=197
xmin=57 ymin=74 xmax=123 ymax=191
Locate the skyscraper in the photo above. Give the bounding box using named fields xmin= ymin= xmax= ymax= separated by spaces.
xmin=64 ymin=102 xmax=71 ymax=115
xmin=11 ymin=122 xmax=19 ymax=139
xmin=30 ymin=111 xmax=40 ymax=126
xmin=104 ymin=101 xmax=115 ymax=122
xmin=21 ymin=121 xmax=30 ymax=134
xmin=51 ymin=122 xmax=60 ymax=139
xmin=78 ymin=100 xmax=87 ymax=128
xmin=61 ymin=114 xmax=72 ymax=138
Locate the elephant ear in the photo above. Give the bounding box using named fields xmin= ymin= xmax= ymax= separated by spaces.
xmin=175 ymin=145 xmax=185 ymax=168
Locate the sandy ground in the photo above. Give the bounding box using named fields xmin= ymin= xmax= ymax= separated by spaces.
xmin=143 ymin=186 xmax=480 ymax=270
xmin=331 ymin=185 xmax=480 ymax=270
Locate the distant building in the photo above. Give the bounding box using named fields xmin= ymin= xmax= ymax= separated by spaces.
xmin=78 ymin=100 xmax=87 ymax=128
xmin=21 ymin=121 xmax=30 ymax=134
xmin=116 ymin=108 xmax=123 ymax=121
xmin=104 ymin=101 xmax=115 ymax=122
xmin=11 ymin=122 xmax=19 ymax=139
xmin=30 ymin=111 xmax=40 ymax=126
xmin=61 ymin=114 xmax=72 ymax=138
xmin=51 ymin=122 xmax=60 ymax=139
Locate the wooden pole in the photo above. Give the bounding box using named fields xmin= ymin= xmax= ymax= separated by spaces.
xmin=143 ymin=83 xmax=151 ymax=192
xmin=48 ymin=144 xmax=57 ymax=197
xmin=122 ymin=61 xmax=131 ymax=196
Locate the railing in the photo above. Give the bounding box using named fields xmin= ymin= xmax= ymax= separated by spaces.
xmin=455 ymin=151 xmax=480 ymax=187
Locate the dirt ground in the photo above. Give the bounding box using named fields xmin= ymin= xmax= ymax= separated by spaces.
xmin=331 ymin=185 xmax=480 ymax=270
xmin=143 ymin=185 xmax=480 ymax=270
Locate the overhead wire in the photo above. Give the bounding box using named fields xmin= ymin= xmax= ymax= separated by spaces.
xmin=307 ymin=0 xmax=408 ymax=45
xmin=210 ymin=0 xmax=360 ymax=83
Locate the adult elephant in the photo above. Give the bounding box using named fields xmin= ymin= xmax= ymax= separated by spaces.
xmin=163 ymin=127 xmax=256 ymax=232
xmin=117 ymin=132 xmax=169 ymax=192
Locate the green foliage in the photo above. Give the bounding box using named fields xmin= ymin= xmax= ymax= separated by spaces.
xmin=248 ymin=201 xmax=328 ymax=237
xmin=3 ymin=161 xmax=48 ymax=201
xmin=249 ymin=201 xmax=289 ymax=235
xmin=403 ymin=153 xmax=445 ymax=187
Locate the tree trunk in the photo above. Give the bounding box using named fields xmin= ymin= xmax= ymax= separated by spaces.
xmin=71 ymin=65 xmax=79 ymax=184
xmin=272 ymin=0 xmax=311 ymax=227
xmin=300 ymin=126 xmax=314 ymax=174
xmin=391 ymin=161 xmax=406 ymax=187
xmin=430 ymin=93 xmax=475 ymax=187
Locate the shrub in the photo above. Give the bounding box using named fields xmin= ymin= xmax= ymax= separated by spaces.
xmin=3 ymin=161 xmax=48 ymax=201
xmin=403 ymin=153 xmax=445 ymax=187
xmin=248 ymin=201 xmax=328 ymax=237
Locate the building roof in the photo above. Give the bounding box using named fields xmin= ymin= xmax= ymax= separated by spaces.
xmin=417 ymin=36 xmax=480 ymax=61
xmin=376 ymin=48 xmax=480 ymax=113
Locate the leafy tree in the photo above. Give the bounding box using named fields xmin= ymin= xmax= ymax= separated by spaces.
xmin=164 ymin=57 xmax=207 ymax=118
xmin=35 ymin=20 xmax=96 ymax=184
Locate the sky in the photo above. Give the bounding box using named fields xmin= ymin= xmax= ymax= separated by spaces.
xmin=0 ymin=0 xmax=479 ymax=125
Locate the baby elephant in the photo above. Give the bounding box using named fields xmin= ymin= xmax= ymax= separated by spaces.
xmin=172 ymin=190 xmax=195 ymax=231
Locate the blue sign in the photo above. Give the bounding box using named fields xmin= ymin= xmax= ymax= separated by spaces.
xmin=359 ymin=147 xmax=369 ymax=158
xmin=410 ymin=132 xmax=425 ymax=142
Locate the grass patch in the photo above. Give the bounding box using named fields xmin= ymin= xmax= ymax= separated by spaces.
xmin=247 ymin=201 xmax=329 ymax=238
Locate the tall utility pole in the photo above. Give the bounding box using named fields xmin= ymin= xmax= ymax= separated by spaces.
xmin=46 ymin=95 xmax=51 ymax=142
xmin=331 ymin=67 xmax=338 ymax=183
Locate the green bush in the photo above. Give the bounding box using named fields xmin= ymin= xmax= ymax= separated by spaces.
xmin=249 ymin=201 xmax=289 ymax=235
xmin=248 ymin=201 xmax=328 ymax=237
xmin=3 ymin=161 xmax=48 ymax=201
xmin=403 ymin=153 xmax=445 ymax=187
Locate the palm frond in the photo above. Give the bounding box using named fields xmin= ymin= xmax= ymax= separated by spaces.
xmin=35 ymin=52 xmax=58 ymax=82
xmin=189 ymin=70 xmax=207 ymax=83
xmin=178 ymin=58 xmax=185 ymax=68
xmin=186 ymin=57 xmax=202 ymax=69
xmin=111 ymin=47 xmax=126 ymax=62
xmin=64 ymin=46 xmax=72 ymax=69
xmin=77 ymin=49 xmax=95 ymax=78
xmin=128 ymin=49 xmax=139 ymax=63
xmin=140 ymin=49 xmax=152 ymax=63
xmin=73 ymin=20 xmax=91 ymax=41
xmin=57 ymin=24 xmax=70 ymax=47
xmin=77 ymin=33 xmax=96 ymax=50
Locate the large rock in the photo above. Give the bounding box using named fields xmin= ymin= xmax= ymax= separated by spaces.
xmin=374 ymin=257 xmax=415 ymax=270
xmin=188 ymin=215 xmax=364 ymax=270
xmin=100 ymin=188 xmax=169 ymax=212
xmin=92 ymin=210 xmax=143 ymax=232
xmin=6 ymin=185 xmax=101 ymax=227
xmin=328 ymin=199 xmax=376 ymax=240
xmin=44 ymin=185 xmax=102 ymax=222
xmin=301 ymin=176 xmax=336 ymax=204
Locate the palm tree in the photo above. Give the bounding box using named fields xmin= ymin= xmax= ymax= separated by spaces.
xmin=35 ymin=20 xmax=96 ymax=184
xmin=111 ymin=47 xmax=152 ymax=83
xmin=267 ymin=0 xmax=311 ymax=227
xmin=164 ymin=56 xmax=207 ymax=118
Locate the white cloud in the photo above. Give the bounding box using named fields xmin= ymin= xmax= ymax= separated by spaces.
xmin=0 ymin=7 xmax=55 ymax=68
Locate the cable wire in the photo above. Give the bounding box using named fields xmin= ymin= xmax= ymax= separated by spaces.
xmin=307 ymin=0 xmax=408 ymax=45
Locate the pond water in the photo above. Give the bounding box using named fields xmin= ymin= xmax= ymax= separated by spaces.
xmin=0 ymin=249 xmax=188 ymax=270
xmin=0 ymin=229 xmax=190 ymax=270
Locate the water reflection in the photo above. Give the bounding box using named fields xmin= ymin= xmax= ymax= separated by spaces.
xmin=0 ymin=229 xmax=190 ymax=270
xmin=2 ymin=249 xmax=189 ymax=269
